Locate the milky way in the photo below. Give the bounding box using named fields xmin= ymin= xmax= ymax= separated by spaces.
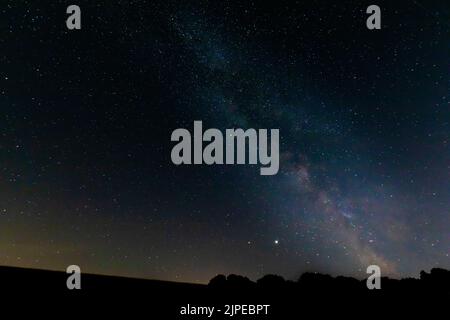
xmin=0 ymin=1 xmax=449 ymax=283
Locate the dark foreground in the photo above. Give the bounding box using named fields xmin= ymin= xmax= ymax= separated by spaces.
xmin=1 ymin=266 xmax=449 ymax=318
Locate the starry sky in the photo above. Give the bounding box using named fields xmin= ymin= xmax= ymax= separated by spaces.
xmin=1 ymin=0 xmax=449 ymax=283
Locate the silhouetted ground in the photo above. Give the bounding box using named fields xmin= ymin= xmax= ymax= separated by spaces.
xmin=1 ymin=266 xmax=448 ymax=318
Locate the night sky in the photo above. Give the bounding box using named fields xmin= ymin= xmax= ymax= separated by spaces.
xmin=1 ymin=0 xmax=449 ymax=283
